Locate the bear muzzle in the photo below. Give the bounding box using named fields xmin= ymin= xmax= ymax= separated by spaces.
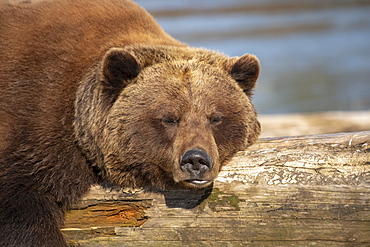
xmin=179 ymin=148 xmax=214 ymax=187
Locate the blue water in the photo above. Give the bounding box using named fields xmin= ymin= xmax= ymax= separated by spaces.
xmin=135 ymin=0 xmax=370 ymax=114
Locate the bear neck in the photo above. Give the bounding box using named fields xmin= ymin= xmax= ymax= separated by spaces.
xmin=74 ymin=65 xmax=109 ymax=180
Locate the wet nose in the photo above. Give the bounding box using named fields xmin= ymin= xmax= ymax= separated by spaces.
xmin=180 ymin=149 xmax=212 ymax=175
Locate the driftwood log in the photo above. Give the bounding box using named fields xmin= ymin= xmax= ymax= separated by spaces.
xmin=258 ymin=110 xmax=370 ymax=138
xmin=63 ymin=130 xmax=370 ymax=246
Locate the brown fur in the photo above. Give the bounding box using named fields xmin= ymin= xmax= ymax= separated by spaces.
xmin=0 ymin=0 xmax=260 ymax=246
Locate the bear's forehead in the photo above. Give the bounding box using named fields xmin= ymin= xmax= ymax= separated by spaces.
xmin=125 ymin=64 xmax=246 ymax=115
xmin=139 ymin=60 xmax=236 ymax=90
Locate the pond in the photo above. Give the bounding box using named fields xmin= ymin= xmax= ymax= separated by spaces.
xmin=135 ymin=0 xmax=370 ymax=114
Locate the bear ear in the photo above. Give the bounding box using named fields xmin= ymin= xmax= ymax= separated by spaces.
xmin=230 ymin=54 xmax=260 ymax=95
xmin=101 ymin=48 xmax=141 ymax=104
xmin=102 ymin=48 xmax=141 ymax=87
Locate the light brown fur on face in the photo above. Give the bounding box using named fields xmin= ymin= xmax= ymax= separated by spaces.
xmin=0 ymin=0 xmax=260 ymax=245
xmin=74 ymin=45 xmax=261 ymax=190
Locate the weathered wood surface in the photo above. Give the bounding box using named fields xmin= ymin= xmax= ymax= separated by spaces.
xmin=259 ymin=110 xmax=370 ymax=138
xmin=64 ymin=129 xmax=370 ymax=246
xmin=65 ymin=185 xmax=370 ymax=247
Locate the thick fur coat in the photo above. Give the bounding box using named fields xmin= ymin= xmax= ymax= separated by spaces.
xmin=0 ymin=0 xmax=261 ymax=246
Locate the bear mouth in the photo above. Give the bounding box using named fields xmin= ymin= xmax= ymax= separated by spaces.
xmin=185 ymin=179 xmax=211 ymax=186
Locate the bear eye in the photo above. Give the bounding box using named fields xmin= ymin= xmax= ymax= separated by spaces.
xmin=210 ymin=115 xmax=223 ymax=125
xmin=162 ymin=118 xmax=178 ymax=126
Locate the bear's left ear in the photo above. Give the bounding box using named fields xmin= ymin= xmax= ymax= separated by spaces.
xmin=230 ymin=54 xmax=260 ymax=95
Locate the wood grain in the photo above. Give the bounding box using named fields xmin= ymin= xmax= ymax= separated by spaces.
xmin=64 ymin=130 xmax=370 ymax=246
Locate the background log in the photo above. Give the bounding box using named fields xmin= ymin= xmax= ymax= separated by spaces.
xmin=64 ymin=129 xmax=370 ymax=246
xmin=259 ymin=110 xmax=370 ymax=137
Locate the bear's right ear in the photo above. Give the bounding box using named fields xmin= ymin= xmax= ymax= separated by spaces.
xmin=101 ymin=48 xmax=141 ymax=103
xmin=230 ymin=54 xmax=260 ymax=96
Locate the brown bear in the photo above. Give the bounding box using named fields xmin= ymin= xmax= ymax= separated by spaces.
xmin=0 ymin=0 xmax=261 ymax=246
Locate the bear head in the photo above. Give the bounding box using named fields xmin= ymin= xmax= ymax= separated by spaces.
xmin=74 ymin=45 xmax=261 ymax=190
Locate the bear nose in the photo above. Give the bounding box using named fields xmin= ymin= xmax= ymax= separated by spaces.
xmin=180 ymin=149 xmax=212 ymax=176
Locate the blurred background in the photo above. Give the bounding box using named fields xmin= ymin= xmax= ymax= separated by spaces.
xmin=135 ymin=0 xmax=370 ymax=115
